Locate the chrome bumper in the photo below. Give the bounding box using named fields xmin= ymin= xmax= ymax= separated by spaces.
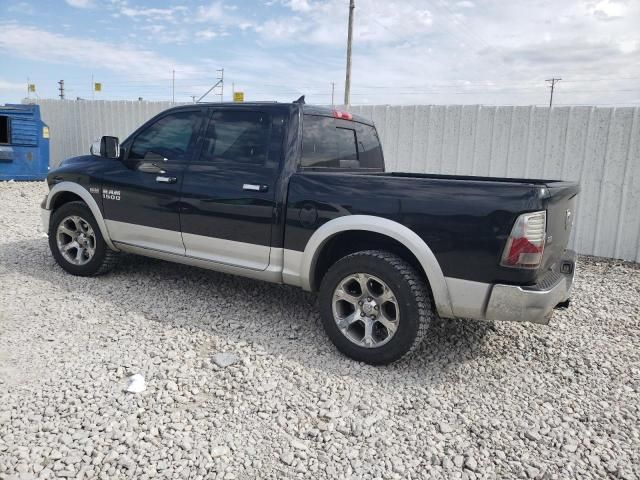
xmin=41 ymin=207 xmax=50 ymax=236
xmin=485 ymin=251 xmax=576 ymax=325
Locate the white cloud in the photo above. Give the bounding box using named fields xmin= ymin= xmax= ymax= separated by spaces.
xmin=7 ymin=2 xmax=35 ymax=14
xmin=196 ymin=29 xmax=218 ymax=40
xmin=589 ymin=0 xmax=627 ymax=18
xmin=65 ymin=0 xmax=92 ymax=8
xmin=619 ymin=39 xmax=638 ymax=54
xmin=257 ymin=0 xmax=434 ymax=46
xmin=118 ymin=5 xmax=188 ymax=22
xmin=288 ymin=0 xmax=312 ymax=12
xmin=196 ymin=1 xmax=252 ymax=29
xmin=197 ymin=2 xmax=227 ymax=21
xmin=0 ymin=23 xmax=200 ymax=80
xmin=0 ymin=79 xmax=26 ymax=92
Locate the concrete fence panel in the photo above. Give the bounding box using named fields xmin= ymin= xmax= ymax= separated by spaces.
xmin=352 ymin=104 xmax=640 ymax=262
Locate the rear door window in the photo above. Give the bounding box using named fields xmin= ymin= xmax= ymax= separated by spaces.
xmin=199 ymin=110 xmax=274 ymax=167
xmin=301 ymin=114 xmax=383 ymax=170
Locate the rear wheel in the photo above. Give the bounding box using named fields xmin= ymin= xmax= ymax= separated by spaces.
xmin=318 ymin=250 xmax=434 ymax=365
xmin=49 ymin=201 xmax=119 ymax=276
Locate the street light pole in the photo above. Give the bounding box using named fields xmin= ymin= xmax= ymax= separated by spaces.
xmin=344 ymin=0 xmax=355 ymax=108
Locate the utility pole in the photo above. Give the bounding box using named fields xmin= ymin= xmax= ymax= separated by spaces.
xmin=26 ymin=77 xmax=30 ymax=100
xmin=546 ymin=77 xmax=562 ymax=107
xmin=172 ymin=69 xmax=176 ymax=104
xmin=344 ymin=0 xmax=355 ymax=108
xmin=91 ymin=74 xmax=94 ymax=100
xmin=58 ymin=80 xmax=65 ymax=100
xmin=190 ymin=95 xmax=197 ymax=103
xmin=331 ymin=82 xmax=335 ymax=107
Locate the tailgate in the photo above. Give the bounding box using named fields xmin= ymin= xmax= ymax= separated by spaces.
xmin=541 ymin=182 xmax=579 ymax=273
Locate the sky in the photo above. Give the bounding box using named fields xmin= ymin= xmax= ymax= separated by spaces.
xmin=0 ymin=0 xmax=639 ymax=106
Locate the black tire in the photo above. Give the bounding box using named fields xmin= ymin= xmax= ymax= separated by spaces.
xmin=318 ymin=250 xmax=434 ymax=365
xmin=48 ymin=201 xmax=119 ymax=276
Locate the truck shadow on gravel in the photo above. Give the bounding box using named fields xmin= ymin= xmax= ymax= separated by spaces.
xmin=4 ymin=238 xmax=503 ymax=381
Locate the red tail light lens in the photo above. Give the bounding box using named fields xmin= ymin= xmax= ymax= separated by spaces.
xmin=501 ymin=211 xmax=546 ymax=269
xmin=332 ymin=110 xmax=353 ymax=120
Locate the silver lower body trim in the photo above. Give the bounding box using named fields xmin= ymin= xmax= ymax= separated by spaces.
xmin=106 ymin=220 xmax=185 ymax=256
xmin=445 ymin=277 xmax=492 ymax=320
xmin=182 ymin=232 xmax=271 ymax=271
xmin=282 ymin=249 xmax=304 ymax=287
xmin=114 ymin=242 xmax=285 ymax=284
xmin=41 ymin=208 xmax=50 ymax=235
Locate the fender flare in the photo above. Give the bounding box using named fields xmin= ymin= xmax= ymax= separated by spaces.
xmin=300 ymin=215 xmax=454 ymax=318
xmin=46 ymin=181 xmax=119 ymax=251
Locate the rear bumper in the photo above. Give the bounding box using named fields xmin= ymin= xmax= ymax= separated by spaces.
xmin=485 ymin=250 xmax=576 ymax=324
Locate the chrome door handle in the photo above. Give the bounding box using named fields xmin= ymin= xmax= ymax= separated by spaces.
xmin=243 ymin=183 xmax=268 ymax=192
xmin=156 ymin=176 xmax=177 ymax=184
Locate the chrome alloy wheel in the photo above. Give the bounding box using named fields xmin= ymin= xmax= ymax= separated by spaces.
xmin=332 ymin=273 xmax=400 ymax=348
xmin=56 ymin=215 xmax=96 ymax=266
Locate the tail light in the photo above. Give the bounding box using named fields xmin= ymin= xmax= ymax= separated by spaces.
xmin=501 ymin=211 xmax=546 ymax=269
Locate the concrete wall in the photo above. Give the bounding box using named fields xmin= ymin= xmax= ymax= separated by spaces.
xmin=352 ymin=105 xmax=640 ymax=262
xmin=32 ymin=100 xmax=640 ymax=262
xmin=34 ymin=99 xmax=180 ymax=169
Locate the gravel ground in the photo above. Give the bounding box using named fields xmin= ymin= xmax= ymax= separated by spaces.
xmin=0 ymin=181 xmax=639 ymax=480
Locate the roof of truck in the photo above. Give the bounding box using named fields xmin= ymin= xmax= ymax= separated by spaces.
xmin=170 ymin=102 xmax=374 ymax=126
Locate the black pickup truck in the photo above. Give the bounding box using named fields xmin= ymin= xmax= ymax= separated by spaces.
xmin=41 ymin=101 xmax=579 ymax=364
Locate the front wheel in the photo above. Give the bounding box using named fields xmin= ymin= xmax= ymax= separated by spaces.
xmin=318 ymin=250 xmax=434 ymax=365
xmin=48 ymin=201 xmax=119 ymax=276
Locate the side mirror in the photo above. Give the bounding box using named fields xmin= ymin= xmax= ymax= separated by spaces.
xmin=90 ymin=136 xmax=120 ymax=159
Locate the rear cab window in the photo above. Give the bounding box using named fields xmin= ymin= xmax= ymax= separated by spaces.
xmin=301 ymin=114 xmax=383 ymax=171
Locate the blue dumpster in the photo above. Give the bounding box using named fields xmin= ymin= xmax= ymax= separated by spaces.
xmin=0 ymin=104 xmax=50 ymax=181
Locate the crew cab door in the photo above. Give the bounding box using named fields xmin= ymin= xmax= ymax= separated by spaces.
xmin=179 ymin=108 xmax=285 ymax=270
xmin=101 ymin=109 xmax=206 ymax=255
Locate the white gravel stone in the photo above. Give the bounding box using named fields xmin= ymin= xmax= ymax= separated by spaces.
xmin=211 ymin=446 xmax=230 ymax=458
xmin=280 ymin=452 xmax=294 ymax=466
xmin=0 ymin=181 xmax=639 ymax=480
xmin=439 ymin=422 xmax=454 ymax=434
xmin=210 ymin=353 xmax=240 ymax=368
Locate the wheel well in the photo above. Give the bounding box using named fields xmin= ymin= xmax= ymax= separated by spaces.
xmin=50 ymin=191 xmax=84 ymax=211
xmin=311 ymin=230 xmax=430 ymax=292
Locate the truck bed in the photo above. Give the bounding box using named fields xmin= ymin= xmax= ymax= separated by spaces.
xmin=285 ymin=170 xmax=579 ymax=287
